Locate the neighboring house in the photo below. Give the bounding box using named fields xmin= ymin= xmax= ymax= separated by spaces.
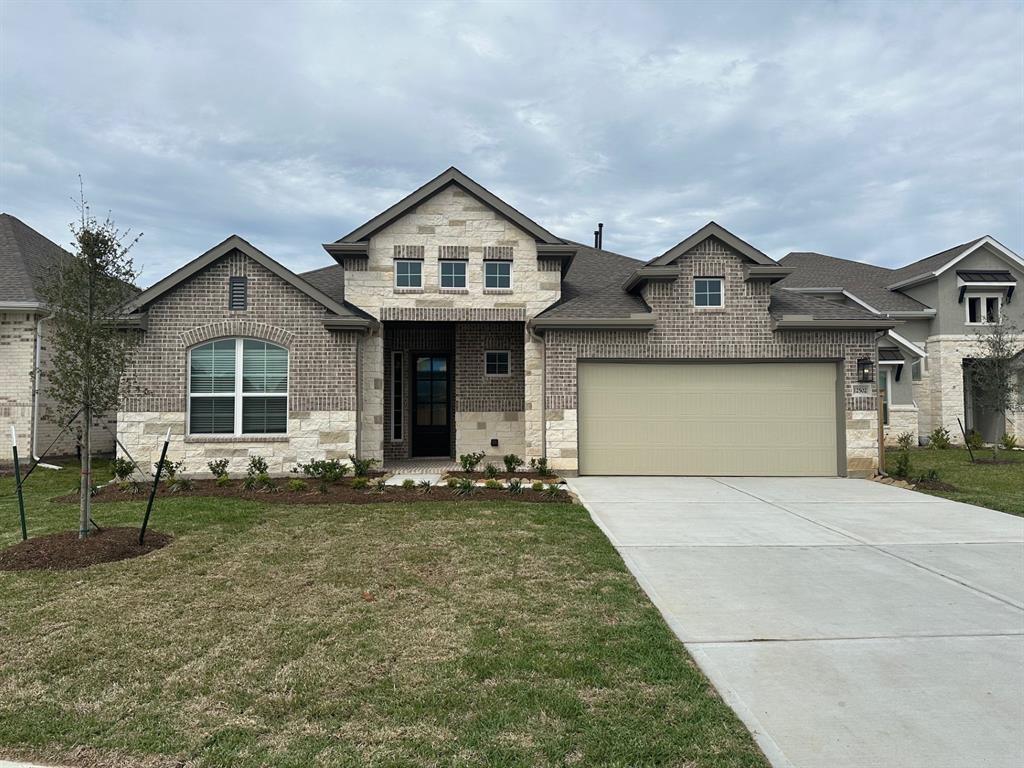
xmin=779 ymin=239 xmax=1024 ymax=446
xmin=116 ymin=167 xmax=900 ymax=478
xmin=0 ymin=213 xmax=116 ymax=462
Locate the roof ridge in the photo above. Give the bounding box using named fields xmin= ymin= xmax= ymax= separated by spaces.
xmin=781 ymin=251 xmax=894 ymax=273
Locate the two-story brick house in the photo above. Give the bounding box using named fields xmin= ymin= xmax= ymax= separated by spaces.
xmin=117 ymin=168 xmax=906 ymax=477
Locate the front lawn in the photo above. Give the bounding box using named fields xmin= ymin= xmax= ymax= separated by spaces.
xmin=0 ymin=462 xmax=767 ymax=768
xmin=886 ymin=447 xmax=1024 ymax=517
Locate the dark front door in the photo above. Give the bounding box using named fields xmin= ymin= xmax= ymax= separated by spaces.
xmin=412 ymin=354 xmax=451 ymax=456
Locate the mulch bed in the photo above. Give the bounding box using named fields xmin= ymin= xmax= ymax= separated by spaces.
xmin=914 ymin=479 xmax=958 ymax=492
xmin=446 ymin=470 xmax=559 ymax=481
xmin=0 ymin=527 xmax=173 ymax=572
xmin=53 ymin=478 xmax=573 ymax=506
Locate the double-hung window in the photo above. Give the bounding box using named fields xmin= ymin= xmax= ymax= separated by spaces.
xmin=189 ymin=338 xmax=288 ymax=435
xmin=966 ymin=294 xmax=1000 ymax=325
xmin=395 ymin=260 xmax=423 ymax=289
xmin=694 ymin=277 xmax=724 ymax=307
xmin=439 ymin=260 xmax=467 ymax=289
xmin=484 ymin=261 xmax=512 ymax=290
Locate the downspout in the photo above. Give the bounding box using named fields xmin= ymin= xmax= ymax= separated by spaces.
xmin=31 ymin=315 xmax=61 ymax=469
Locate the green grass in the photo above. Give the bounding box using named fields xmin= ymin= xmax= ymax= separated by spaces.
xmin=885 ymin=446 xmax=1024 ymax=517
xmin=0 ymin=462 xmax=766 ymax=768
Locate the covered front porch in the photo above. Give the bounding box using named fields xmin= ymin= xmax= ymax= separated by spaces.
xmin=380 ymin=320 xmax=529 ymax=462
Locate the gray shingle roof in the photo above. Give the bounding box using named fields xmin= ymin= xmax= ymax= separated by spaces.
xmin=887 ymin=237 xmax=986 ymax=285
xmin=535 ymin=242 xmax=649 ymax=319
xmin=0 ymin=213 xmax=71 ymax=304
xmin=768 ymin=287 xmax=882 ymax=321
xmin=300 ymin=264 xmax=345 ymax=304
xmin=777 ymin=251 xmax=929 ymax=312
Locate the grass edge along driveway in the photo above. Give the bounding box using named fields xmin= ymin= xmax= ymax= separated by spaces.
xmin=0 ymin=462 xmax=768 ymax=768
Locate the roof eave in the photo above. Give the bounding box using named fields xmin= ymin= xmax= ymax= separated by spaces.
xmin=322 ymin=242 xmax=369 ymax=263
xmin=772 ymin=317 xmax=901 ymax=330
xmin=0 ymin=300 xmax=45 ymax=311
xmin=745 ymin=265 xmax=794 ymax=283
xmin=323 ymin=314 xmax=378 ymax=332
xmin=528 ymin=314 xmax=656 ymax=332
xmin=624 ymin=265 xmax=678 ymax=293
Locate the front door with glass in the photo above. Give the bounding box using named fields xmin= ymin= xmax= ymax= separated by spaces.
xmin=411 ymin=354 xmax=450 ymax=456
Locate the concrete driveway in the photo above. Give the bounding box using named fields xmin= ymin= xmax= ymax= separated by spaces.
xmin=568 ymin=476 xmax=1024 ymax=768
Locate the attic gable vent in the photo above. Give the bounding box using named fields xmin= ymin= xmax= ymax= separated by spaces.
xmin=229 ymin=276 xmax=247 ymax=310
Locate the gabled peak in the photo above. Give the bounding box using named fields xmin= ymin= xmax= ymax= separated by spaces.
xmin=648 ymin=221 xmax=777 ymax=267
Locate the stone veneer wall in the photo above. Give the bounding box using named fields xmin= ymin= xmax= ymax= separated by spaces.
xmin=1 ymin=311 xmax=114 ymax=462
xmin=119 ymin=250 xmax=359 ymax=475
xmin=542 ymin=237 xmax=880 ymax=476
xmin=884 ymin=405 xmax=920 ymax=446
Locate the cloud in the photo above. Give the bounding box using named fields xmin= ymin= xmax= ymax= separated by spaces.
xmin=1 ymin=0 xmax=1021 ymax=284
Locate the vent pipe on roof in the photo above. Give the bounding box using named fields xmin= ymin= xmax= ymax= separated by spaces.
xmin=594 ymin=222 xmax=604 ymax=250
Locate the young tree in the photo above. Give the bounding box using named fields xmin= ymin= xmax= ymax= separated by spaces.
xmin=970 ymin=322 xmax=1024 ymax=458
xmin=37 ymin=190 xmax=141 ymax=539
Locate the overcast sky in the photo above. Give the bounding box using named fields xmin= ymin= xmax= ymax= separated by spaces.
xmin=1 ymin=0 xmax=1021 ymax=286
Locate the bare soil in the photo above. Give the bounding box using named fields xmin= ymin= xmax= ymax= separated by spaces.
xmin=447 ymin=470 xmax=559 ymax=481
xmin=0 ymin=527 xmax=172 ymax=571
xmin=54 ymin=478 xmax=572 ymax=505
xmin=914 ymin=478 xmax=959 ymax=492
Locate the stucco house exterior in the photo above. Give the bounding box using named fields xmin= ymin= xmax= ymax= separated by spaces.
xmin=114 ymin=168 xmax=912 ymax=478
xmin=0 ymin=213 xmax=116 ymax=464
xmin=779 ymin=238 xmax=1024 ymax=446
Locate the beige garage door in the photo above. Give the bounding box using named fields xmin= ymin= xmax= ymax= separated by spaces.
xmin=578 ymin=361 xmax=839 ymax=476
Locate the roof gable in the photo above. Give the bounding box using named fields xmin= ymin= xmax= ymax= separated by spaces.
xmin=124 ymin=235 xmax=366 ymax=323
xmin=887 ymin=236 xmax=1024 ymax=289
xmin=648 ymin=222 xmax=778 ymax=267
xmin=0 ymin=213 xmax=72 ymax=306
xmin=332 ymin=167 xmax=564 ymax=246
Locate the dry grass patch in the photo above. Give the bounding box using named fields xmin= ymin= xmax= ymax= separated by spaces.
xmin=0 ymin=461 xmax=766 ymax=768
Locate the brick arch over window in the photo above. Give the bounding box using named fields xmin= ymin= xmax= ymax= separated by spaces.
xmin=179 ymin=321 xmax=295 ymax=350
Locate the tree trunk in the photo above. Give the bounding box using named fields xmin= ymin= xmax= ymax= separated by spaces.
xmin=79 ymin=406 xmax=91 ymax=539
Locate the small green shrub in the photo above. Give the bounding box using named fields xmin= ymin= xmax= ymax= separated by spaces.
xmin=506 ymin=478 xmax=523 ymax=495
xmin=529 ymin=457 xmax=553 ymax=477
xmin=928 ymin=426 xmax=951 ymax=450
xmin=484 ymin=479 xmax=502 ymax=489
xmin=170 ymin=475 xmax=194 ymax=493
xmin=369 ymin=478 xmax=387 ymax=494
xmin=895 ymin=432 xmax=914 ymax=451
xmin=1001 ymin=433 xmax=1019 ymax=450
xmin=155 ymin=458 xmax=185 ymax=483
xmin=503 ymin=454 xmax=524 ymax=473
xmin=401 ymin=478 xmax=416 ymax=489
xmin=247 ymin=455 xmax=269 ymax=477
xmin=351 ymin=476 xmax=369 ymax=490
xmin=111 ymin=457 xmax=135 ymax=482
xmin=216 ymin=474 xmax=232 ymax=488
xmin=531 ymin=481 xmax=544 ymax=492
xmin=916 ymin=468 xmax=940 ymax=483
xmin=459 ymin=452 xmax=485 ymax=472
xmin=484 ymin=463 xmax=499 ymax=479
xmin=965 ymin=430 xmax=984 ymax=451
xmin=348 ymin=455 xmax=379 ymax=478
xmin=243 ymin=472 xmax=274 ymax=492
xmin=118 ymin=480 xmax=142 ymax=494
xmin=206 ymin=458 xmax=230 ymax=479
xmin=452 ymin=477 xmax=475 ymax=496
xmin=287 ymin=478 xmax=308 ymax=492
xmin=417 ymin=480 xmax=433 ymax=494
xmin=891 ymin=451 xmax=911 ymax=478
xmin=295 ymin=458 xmax=350 ymax=492
xmin=446 ymin=477 xmax=459 ymax=489
xmin=543 ymin=482 xmax=562 ymax=498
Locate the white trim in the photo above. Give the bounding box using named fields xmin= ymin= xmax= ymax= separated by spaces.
xmin=887 ymin=236 xmax=1024 ymax=290
xmin=878 ymin=359 xmax=903 ymax=365
xmin=693 ymin=276 xmax=724 ymax=308
xmin=841 ymin=290 xmax=880 ymax=314
xmin=390 ymin=351 xmax=403 ymax=442
xmin=956 ymin=279 xmax=1015 ymax=289
xmin=483 ymin=260 xmax=513 ymax=290
xmin=393 ymin=259 xmax=423 ymax=289
xmin=438 ymin=259 xmax=467 ymax=290
xmin=186 ymin=338 xmax=289 ymax=437
xmin=965 ymin=293 xmax=1002 ymax=326
xmin=484 ymin=349 xmax=511 ymax=377
xmin=886 ymin=330 xmax=927 ymax=358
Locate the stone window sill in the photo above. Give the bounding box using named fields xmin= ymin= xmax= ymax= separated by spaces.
xmin=185 ymin=435 xmax=290 ymax=443
xmin=394 ymin=288 xmax=424 ymax=294
xmin=484 ymin=288 xmax=514 ymax=295
xmin=440 ymin=288 xmax=469 ymax=295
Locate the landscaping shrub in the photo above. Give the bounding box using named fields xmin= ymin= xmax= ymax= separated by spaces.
xmin=1001 ymin=433 xmax=1019 ymax=450
xmin=287 ymin=479 xmax=308 ymax=493
xmin=543 ymin=482 xmax=562 ymax=498
xmin=446 ymin=477 xmax=459 ymax=489
xmin=348 ymin=455 xmax=378 ymax=478
xmin=351 ymin=477 xmax=369 ymax=490
xmin=896 ymin=432 xmax=914 ymax=450
xmin=155 ymin=458 xmax=185 ymax=484
xmin=503 ymin=453 xmax=524 ymax=473
xmin=529 ymin=457 xmax=553 ymax=477
xmin=459 ymin=452 xmax=485 ymax=472
xmin=216 ymin=474 xmax=232 ymax=488
xmin=531 ymin=481 xmax=544 ymax=492
xmin=369 ymin=478 xmax=387 ymax=494
xmin=110 ymin=457 xmax=135 ymax=482
xmin=506 ymin=478 xmax=523 ymax=494
xmin=206 ymin=458 xmax=229 ymax=479
xmin=928 ymin=426 xmax=951 ymax=449
xmin=892 ymin=450 xmax=911 ymax=478
xmin=484 ymin=479 xmax=502 ymax=489
xmin=247 ymin=455 xmax=269 ymax=476
xmin=453 ymin=477 xmax=475 ymax=496
xmin=966 ymin=430 xmax=984 ymax=451
xmin=484 ymin=463 xmax=499 ymax=479
xmin=401 ymin=478 xmax=416 ymax=489
xmin=417 ymin=480 xmax=433 ymax=494
xmin=294 ymin=458 xmax=350 ymax=493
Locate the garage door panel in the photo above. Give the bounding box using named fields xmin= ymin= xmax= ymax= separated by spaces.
xmin=578 ymin=362 xmax=838 ymax=476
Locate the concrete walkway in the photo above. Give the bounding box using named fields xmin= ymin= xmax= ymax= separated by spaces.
xmin=568 ymin=476 xmax=1024 ymax=768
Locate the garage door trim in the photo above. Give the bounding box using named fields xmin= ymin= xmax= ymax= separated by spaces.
xmin=576 ymin=358 xmax=847 ymax=477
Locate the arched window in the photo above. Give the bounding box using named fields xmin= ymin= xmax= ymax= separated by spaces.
xmin=188 ymin=339 xmax=288 ymax=435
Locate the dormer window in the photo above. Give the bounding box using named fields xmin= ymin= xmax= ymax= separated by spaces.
xmin=966 ymin=294 xmax=1001 ymax=325
xmin=694 ymin=277 xmax=724 ymax=308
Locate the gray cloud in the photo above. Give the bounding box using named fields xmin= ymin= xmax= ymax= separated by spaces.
xmin=2 ymin=0 xmax=1021 ymax=285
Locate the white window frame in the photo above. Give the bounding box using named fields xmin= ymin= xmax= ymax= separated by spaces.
xmin=694 ymin=277 xmax=724 ymax=308
xmin=965 ymin=293 xmax=1002 ymax=325
xmin=186 ymin=338 xmax=289 ymax=437
xmin=438 ymin=260 xmax=467 ymax=289
xmin=394 ymin=259 xmax=423 ymax=290
xmin=390 ymin=351 xmax=403 ymax=442
xmin=484 ymin=261 xmax=513 ymax=290
xmin=484 ymin=350 xmax=511 ymax=377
